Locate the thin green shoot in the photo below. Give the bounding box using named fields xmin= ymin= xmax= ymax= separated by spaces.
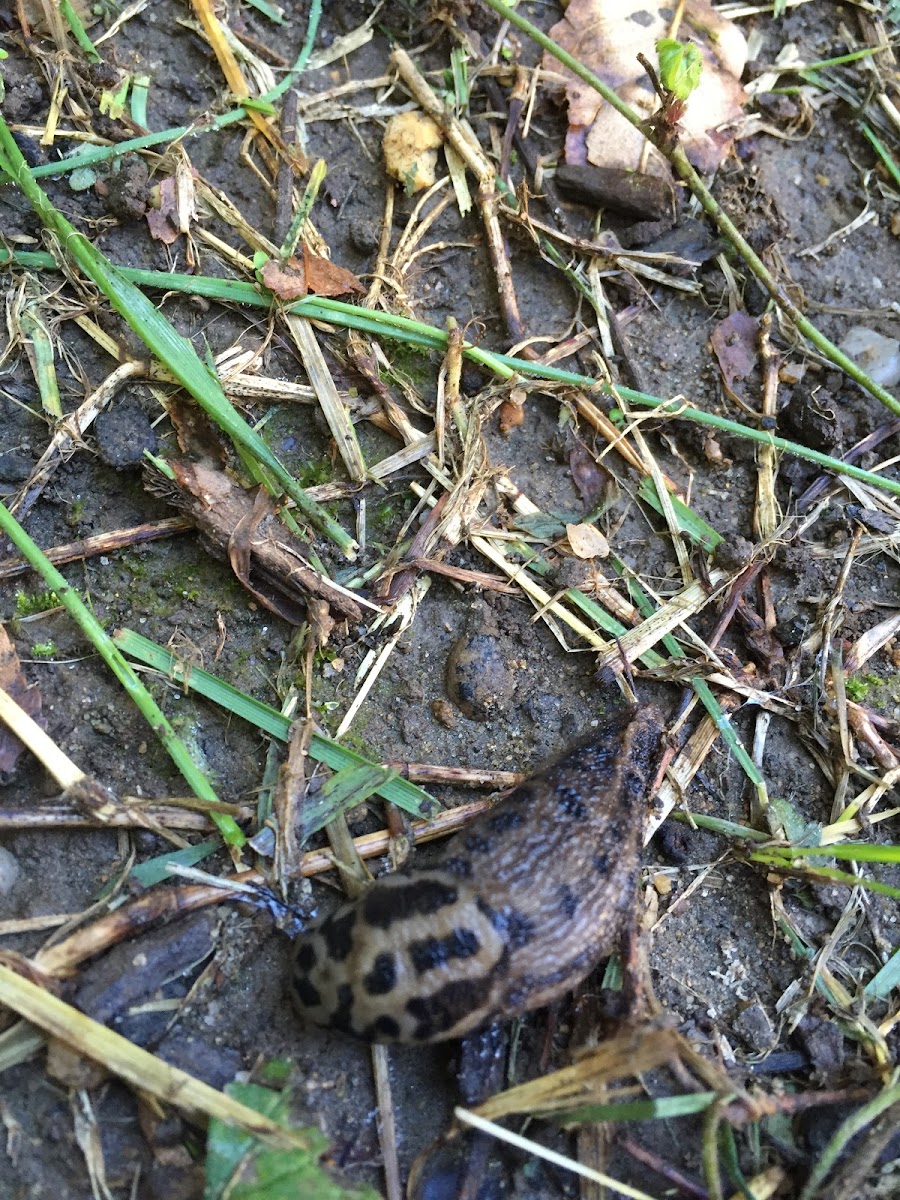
xmin=60 ymin=0 xmax=101 ymax=63
xmin=0 ymin=501 xmax=243 ymax=845
xmin=860 ymin=121 xmax=900 ymax=190
xmin=278 ymin=158 xmax=327 ymax=260
xmin=130 ymin=75 xmax=150 ymax=128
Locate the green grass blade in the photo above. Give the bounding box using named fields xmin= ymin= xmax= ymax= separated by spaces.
xmin=114 ymin=629 xmax=437 ymax=818
xmin=301 ymin=763 xmax=396 ymax=840
xmin=130 ymin=838 xmax=221 ymax=887
xmin=637 ymin=476 xmax=723 ymax=551
xmin=864 ymin=945 xmax=900 ymax=999
xmin=558 ymin=1090 xmax=717 ymax=1125
xmin=0 ymin=119 xmax=356 ymax=560
xmin=60 ymin=0 xmax=101 ymax=63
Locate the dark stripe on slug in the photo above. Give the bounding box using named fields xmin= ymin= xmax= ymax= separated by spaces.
xmin=405 ymin=975 xmax=494 ymax=1040
xmin=363 ymin=952 xmax=397 ymax=995
xmin=409 ymin=927 xmax=481 ymax=975
xmin=363 ymin=877 xmax=458 ymax=928
xmin=558 ymin=883 xmax=579 ymax=919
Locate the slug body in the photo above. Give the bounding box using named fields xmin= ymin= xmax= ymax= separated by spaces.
xmin=291 ymin=706 xmax=661 ymax=1043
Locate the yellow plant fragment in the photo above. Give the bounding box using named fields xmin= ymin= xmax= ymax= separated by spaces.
xmin=383 ymin=111 xmax=443 ymax=193
xmin=566 ymin=523 xmax=609 ymax=559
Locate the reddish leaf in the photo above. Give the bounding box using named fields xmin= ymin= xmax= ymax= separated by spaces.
xmin=0 ymin=623 xmax=42 ymax=775
xmin=302 ymin=243 xmax=365 ymax=297
xmin=260 ymin=256 xmax=308 ymax=301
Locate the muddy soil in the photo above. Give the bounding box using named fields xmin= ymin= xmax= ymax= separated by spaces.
xmin=1 ymin=2 xmax=899 ymax=1198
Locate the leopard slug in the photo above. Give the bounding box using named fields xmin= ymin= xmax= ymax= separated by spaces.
xmin=291 ymin=705 xmax=661 ymax=1043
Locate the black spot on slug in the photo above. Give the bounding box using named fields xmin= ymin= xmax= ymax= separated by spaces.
xmin=409 ymin=927 xmax=481 ymax=974
xmin=364 ymin=1015 xmax=401 ymax=1040
xmin=578 ymin=741 xmax=618 ymax=779
xmin=321 ymin=909 xmax=355 ymax=962
xmin=556 ymin=785 xmax=588 ymax=821
xmin=293 ymin=975 xmax=322 ymax=1009
xmin=623 ymin=766 xmax=645 ymax=797
xmin=477 ymin=896 xmax=503 ymax=931
xmin=463 ymin=832 xmax=494 ymax=854
xmin=505 ymin=910 xmax=536 ymax=949
xmin=593 ymin=851 xmax=611 ymax=874
xmin=294 ymin=940 xmax=317 ymax=972
xmin=363 ymin=952 xmax=397 ymax=995
xmin=363 ymin=878 xmax=459 ymax=928
xmin=487 ymin=808 xmax=525 ymax=834
xmin=476 ymin=898 xmax=534 ymax=949
xmin=441 ymin=856 xmax=473 ymax=878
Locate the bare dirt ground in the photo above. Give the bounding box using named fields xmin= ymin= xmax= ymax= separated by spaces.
xmin=1 ymin=1 xmax=899 ymax=1198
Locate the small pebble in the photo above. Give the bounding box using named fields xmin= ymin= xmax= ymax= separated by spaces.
xmin=0 ymin=846 xmax=21 ymax=893
xmin=840 ymin=326 xmax=900 ymax=387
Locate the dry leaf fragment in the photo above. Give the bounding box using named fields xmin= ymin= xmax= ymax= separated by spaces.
xmin=544 ymin=0 xmax=747 ymax=175
xmin=498 ymin=389 xmax=526 ymax=433
xmin=567 ymin=441 xmax=609 ymax=508
xmin=146 ymin=177 xmax=181 ymax=245
xmin=261 ymin=249 xmax=364 ymax=301
xmin=710 ymin=310 xmax=758 ymax=391
xmin=383 ymin=110 xmax=443 ymax=193
xmin=703 ymin=432 xmax=730 ymax=467
xmin=566 ymin=523 xmax=610 ymax=559
xmin=260 ymin=256 xmax=308 ymax=301
xmin=0 ymin=624 xmax=42 ymax=776
xmin=302 ymin=244 xmax=365 ymax=297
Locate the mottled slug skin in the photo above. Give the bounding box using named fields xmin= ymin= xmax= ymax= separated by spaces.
xmin=291 ymin=706 xmax=661 ymax=1043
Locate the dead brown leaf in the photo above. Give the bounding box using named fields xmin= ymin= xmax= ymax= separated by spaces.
xmin=566 ymin=523 xmax=610 ymax=559
xmin=261 ymin=249 xmax=363 ymax=300
xmin=544 ymin=0 xmax=747 ymax=174
xmin=302 ymin=244 xmax=365 ymax=297
xmin=710 ymin=310 xmax=758 ymax=392
xmin=260 ymin=255 xmax=308 ymax=301
xmin=157 ymin=459 xmax=367 ymax=624
xmin=146 ymin=177 xmax=181 ymax=245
